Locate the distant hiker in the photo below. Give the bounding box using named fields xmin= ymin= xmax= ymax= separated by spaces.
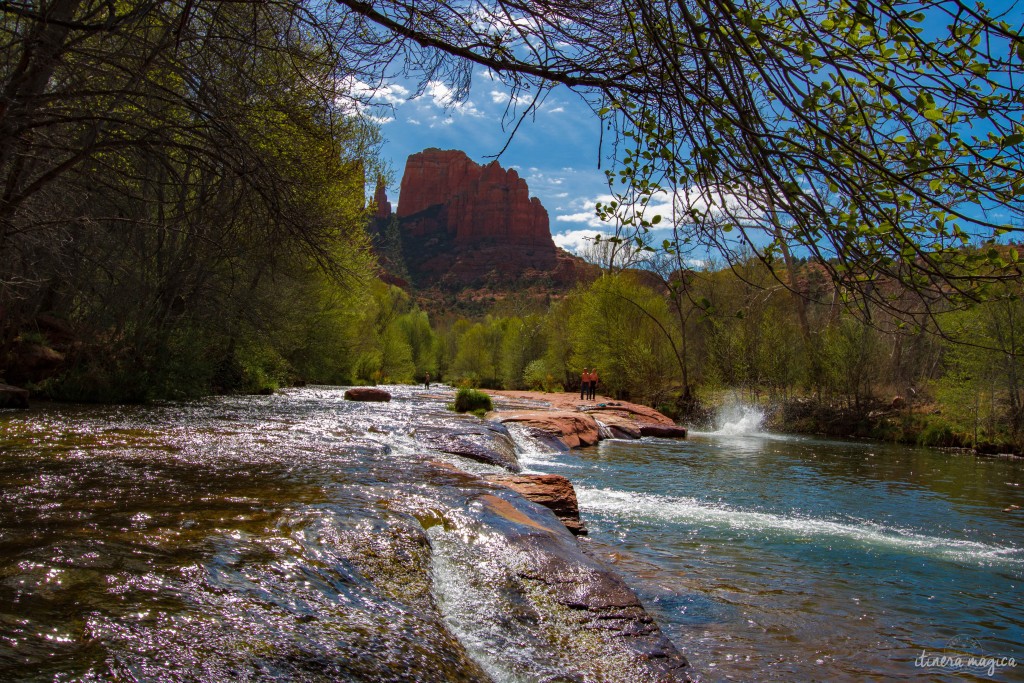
xmin=589 ymin=369 xmax=599 ymax=400
xmin=424 ymin=372 xmax=430 ymax=389
xmin=580 ymin=368 xmax=589 ymax=400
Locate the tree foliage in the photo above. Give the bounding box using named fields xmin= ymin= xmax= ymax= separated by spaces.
xmin=0 ymin=0 xmax=384 ymax=398
xmin=338 ymin=0 xmax=1024 ymax=315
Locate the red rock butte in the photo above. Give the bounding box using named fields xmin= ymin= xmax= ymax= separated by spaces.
xmin=371 ymin=148 xmax=590 ymax=290
xmin=396 ymin=148 xmax=553 ymax=247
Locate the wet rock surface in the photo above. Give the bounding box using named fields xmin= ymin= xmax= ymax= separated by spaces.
xmin=343 ymin=386 xmax=392 ymax=402
xmin=487 ymin=390 xmax=686 ymax=446
xmin=488 ymin=409 xmax=601 ymax=448
xmin=486 ymin=473 xmax=587 ymax=535
xmin=0 ymin=385 xmax=690 ymax=682
xmin=638 ymin=424 xmax=689 ymax=438
xmin=413 ymin=421 xmax=521 ymax=472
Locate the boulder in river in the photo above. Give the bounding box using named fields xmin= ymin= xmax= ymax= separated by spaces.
xmin=486 ymin=473 xmax=587 ymax=535
xmin=345 ymin=387 xmax=392 ymax=402
xmin=415 ymin=421 xmax=521 ymax=472
xmin=0 ymin=383 xmax=29 ymax=409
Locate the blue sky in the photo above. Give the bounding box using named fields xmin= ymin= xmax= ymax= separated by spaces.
xmin=353 ymin=72 xmax=618 ymax=254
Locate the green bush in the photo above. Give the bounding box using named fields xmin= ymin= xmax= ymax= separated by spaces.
xmin=453 ymin=387 xmax=492 ymax=414
xmin=916 ymin=419 xmax=962 ymax=448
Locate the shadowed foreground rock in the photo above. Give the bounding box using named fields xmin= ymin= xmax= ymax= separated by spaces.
xmin=639 ymin=424 xmax=689 ymax=438
xmin=344 ymin=387 xmax=392 ymax=402
xmin=486 ymin=473 xmax=587 ymax=535
xmin=0 ymin=384 xmax=29 ymax=409
xmin=415 ymin=464 xmax=692 ymax=682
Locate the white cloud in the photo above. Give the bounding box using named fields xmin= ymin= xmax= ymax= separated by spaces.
xmin=336 ymin=78 xmax=410 ymax=124
xmin=490 ymin=90 xmax=511 ymax=104
xmin=553 ymin=228 xmax=615 ymax=254
xmin=555 ymin=195 xmax=616 ymax=229
xmin=416 ymin=81 xmax=484 ymax=117
xmin=555 ymin=185 xmax=771 ymax=233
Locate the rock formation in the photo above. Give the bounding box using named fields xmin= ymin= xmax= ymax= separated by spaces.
xmin=0 ymin=383 xmax=29 ymax=409
xmin=374 ymin=149 xmax=587 ymax=289
xmin=372 ymin=176 xmax=391 ymax=220
xmin=344 ymin=387 xmax=392 ymax=402
xmin=397 ymin=149 xmax=551 ymax=245
xmin=486 ymin=473 xmax=588 ymax=535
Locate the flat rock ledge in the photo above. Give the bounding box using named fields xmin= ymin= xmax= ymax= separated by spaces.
xmin=415 ymin=421 xmax=522 ymax=472
xmin=486 ymin=390 xmax=687 ymax=448
xmin=344 ymin=387 xmax=392 ymax=402
xmin=486 ymin=473 xmax=587 ymax=535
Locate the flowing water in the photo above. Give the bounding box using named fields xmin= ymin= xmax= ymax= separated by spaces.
xmin=0 ymin=387 xmax=685 ymax=682
xmin=2 ymin=389 xmax=1023 ymax=681
xmin=516 ymin=409 xmax=1024 ymax=681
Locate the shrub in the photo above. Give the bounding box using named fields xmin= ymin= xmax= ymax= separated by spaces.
xmin=453 ymin=387 xmax=492 ymax=414
xmin=916 ymin=419 xmax=963 ymax=448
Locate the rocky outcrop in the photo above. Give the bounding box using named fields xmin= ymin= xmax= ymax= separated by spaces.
xmin=372 ymin=176 xmax=392 ymax=219
xmin=344 ymin=387 xmax=392 ymax=402
xmin=415 ymin=422 xmax=521 ymax=472
xmin=486 ymin=390 xmax=688 ymax=446
xmin=0 ymin=383 xmax=29 ymax=409
xmin=398 ymin=149 xmax=551 ymax=245
xmin=486 ymin=473 xmax=587 ymax=535
xmin=4 ymin=342 xmax=64 ymax=386
xmin=489 ymin=409 xmax=600 ymax=449
xmin=376 ymin=149 xmax=587 ymax=289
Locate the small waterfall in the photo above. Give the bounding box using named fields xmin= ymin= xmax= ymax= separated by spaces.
xmin=712 ymin=405 xmax=765 ymax=436
xmin=595 ymin=419 xmax=615 ymax=440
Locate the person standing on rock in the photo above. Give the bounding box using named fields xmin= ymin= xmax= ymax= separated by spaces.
xmin=424 ymin=371 xmax=430 ymax=389
xmin=580 ymin=368 xmax=590 ymax=400
xmin=589 ymin=369 xmax=599 ymax=400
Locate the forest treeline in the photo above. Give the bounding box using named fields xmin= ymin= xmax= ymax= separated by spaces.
xmin=0 ymin=1 xmax=384 ymax=400
xmin=357 ymin=253 xmax=1024 ymax=454
xmin=2 ymin=2 xmax=1022 ymax=455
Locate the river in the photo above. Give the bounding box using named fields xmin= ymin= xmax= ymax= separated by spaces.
xmin=518 ymin=409 xmax=1024 ymax=681
xmin=1 ymin=388 xmax=1022 ymax=681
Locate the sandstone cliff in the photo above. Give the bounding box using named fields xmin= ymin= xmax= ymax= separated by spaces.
xmin=375 ymin=149 xmax=588 ymax=290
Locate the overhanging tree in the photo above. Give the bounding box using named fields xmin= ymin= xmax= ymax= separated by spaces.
xmin=336 ymin=0 xmax=1024 ymax=317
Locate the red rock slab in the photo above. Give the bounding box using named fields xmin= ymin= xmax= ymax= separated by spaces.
xmin=490 ymin=410 xmax=599 ymax=449
xmin=486 ymin=473 xmax=587 ymax=536
xmin=489 ymin=390 xmax=676 ymax=427
xmin=344 ymin=387 xmax=392 ymax=402
xmin=587 ymin=402 xmax=676 ymax=427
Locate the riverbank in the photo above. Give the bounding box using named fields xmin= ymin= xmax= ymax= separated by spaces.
xmin=764 ymin=396 xmax=1024 ymax=457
